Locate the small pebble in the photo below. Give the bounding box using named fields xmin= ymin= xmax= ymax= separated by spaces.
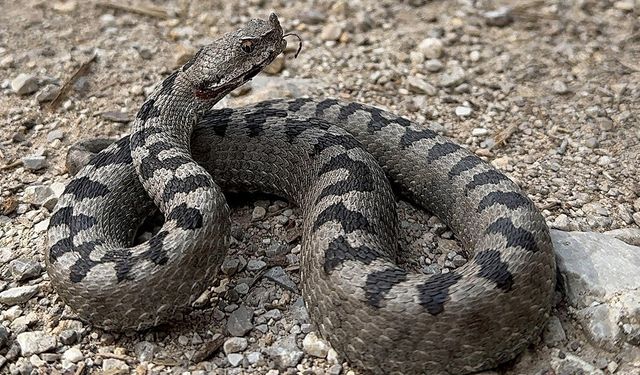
xmin=223 ymin=337 xmax=248 ymax=354
xmin=227 ymin=353 xmax=244 ymax=366
xmin=302 ymin=332 xmax=330 ymax=358
xmin=484 ymin=6 xmax=513 ymax=27
xmin=9 ymin=258 xmax=42 ymax=281
xmin=21 ymin=155 xmax=47 ymax=171
xmin=471 ymin=128 xmax=488 ymax=136
xmin=11 ymin=73 xmax=39 ymax=95
xmin=62 ymin=347 xmax=83 ymax=363
xmin=455 ymin=106 xmax=472 ymax=117
xmin=407 ymin=76 xmax=437 ymax=96
xmin=424 ymin=59 xmax=443 ymax=72
xmin=320 ymin=23 xmax=343 ymax=41
xmin=247 ymin=259 xmax=266 ymax=272
xmin=36 ymin=84 xmax=59 ymax=103
xmin=552 ymin=80 xmax=569 ymax=94
xmin=0 ymin=285 xmax=39 ymax=305
xmin=418 ymin=38 xmax=443 ymax=59
xmin=252 ymin=206 xmax=266 ymax=220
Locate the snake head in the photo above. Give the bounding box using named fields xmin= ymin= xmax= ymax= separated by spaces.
xmin=184 ymin=13 xmax=287 ymax=101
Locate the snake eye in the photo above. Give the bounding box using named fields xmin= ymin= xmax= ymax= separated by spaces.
xmin=240 ymin=38 xmax=256 ymax=53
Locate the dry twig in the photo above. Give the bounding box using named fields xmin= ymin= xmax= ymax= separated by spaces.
xmin=492 ymin=124 xmax=519 ymax=149
xmin=47 ymin=53 xmax=97 ymax=111
xmin=0 ymin=160 xmax=23 ymax=171
xmin=97 ymin=352 xmax=134 ymax=362
xmin=96 ymin=1 xmax=169 ymax=19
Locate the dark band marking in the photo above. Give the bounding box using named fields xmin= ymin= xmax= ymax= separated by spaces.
xmin=100 ymin=248 xmax=134 ymax=282
xmin=465 ymin=170 xmax=509 ymax=192
xmin=287 ymin=97 xmax=313 ymax=112
xmin=244 ymin=109 xmax=288 ymax=137
xmin=65 ymin=177 xmax=110 ymax=199
xmin=49 ymin=207 xmax=73 ymax=227
xmin=478 ymin=191 xmax=533 ymax=212
xmin=323 ymin=236 xmax=381 ymax=273
xmin=139 ymin=142 xmax=190 ymax=180
xmin=475 ymin=249 xmax=513 ymax=291
xmin=48 ymin=212 xmax=97 ymax=263
xmin=68 ymin=214 xmax=97 ymax=237
xmin=363 ymin=106 xmax=412 ymax=133
xmin=130 ymin=127 xmax=163 ymax=151
xmin=87 ymin=137 xmax=132 ymax=168
xmin=336 ymin=102 xmax=361 ymax=123
xmin=162 ymin=174 xmax=213 ymax=203
xmin=143 ymin=230 xmax=170 ymax=265
xmin=68 ymin=240 xmax=104 ymax=283
xmin=283 ymin=117 xmax=331 ymax=142
xmin=167 ymin=203 xmax=204 ymax=230
xmin=400 ymin=128 xmax=437 ymax=147
xmin=204 ymin=108 xmax=235 ymax=137
xmin=69 ymin=257 xmax=97 ymax=283
xmin=312 ymin=133 xmax=362 ymax=156
xmin=315 ymin=98 xmax=340 ymax=117
xmin=427 ymin=142 xmax=462 ymax=162
xmin=317 ymin=153 xmax=376 ymax=202
xmin=158 ymin=71 xmax=178 ymax=97
xmin=486 ymin=217 xmax=539 ymax=252
xmin=182 ymin=48 xmax=202 ymax=71
xmin=136 ymin=99 xmax=161 ymax=122
xmin=417 ymin=272 xmax=463 ymax=315
xmin=313 ymin=202 xmax=370 ymax=233
xmin=365 ymin=268 xmax=408 ymax=308
xmin=251 ymin=99 xmax=280 ymax=109
xmin=49 ymin=237 xmax=74 ymax=262
xmin=448 ymin=155 xmax=483 ymax=179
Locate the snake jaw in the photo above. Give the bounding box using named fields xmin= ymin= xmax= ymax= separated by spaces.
xmin=190 ymin=14 xmax=286 ymax=102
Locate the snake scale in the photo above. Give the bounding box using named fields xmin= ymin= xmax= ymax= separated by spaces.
xmin=46 ymin=14 xmax=556 ymax=374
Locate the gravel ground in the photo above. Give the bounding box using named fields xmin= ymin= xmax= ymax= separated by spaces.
xmin=1 ymin=0 xmax=639 ymax=374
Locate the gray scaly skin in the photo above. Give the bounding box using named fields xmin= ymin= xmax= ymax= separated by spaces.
xmin=46 ymin=14 xmax=556 ymax=375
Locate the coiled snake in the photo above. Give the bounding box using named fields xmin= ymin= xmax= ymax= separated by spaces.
xmin=46 ymin=14 xmax=556 ymax=374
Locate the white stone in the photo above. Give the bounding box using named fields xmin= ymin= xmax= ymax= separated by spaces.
xmin=227 ymin=353 xmax=244 ymax=366
xmin=62 ymin=347 xmax=83 ymax=363
xmin=21 ymin=155 xmax=47 ymax=171
xmin=455 ymin=106 xmax=472 ymax=117
xmin=16 ymin=331 xmax=56 ymax=355
xmin=0 ymin=285 xmax=39 ymax=305
xmin=302 ymin=332 xmax=330 ymax=358
xmin=223 ymin=337 xmax=248 ymax=354
xmin=11 ymin=73 xmax=39 ymax=95
xmin=418 ymin=38 xmax=443 ymax=59
xmin=102 ymin=358 xmax=129 ymax=371
xmin=551 ymin=230 xmax=640 ymax=307
xmin=471 ymin=128 xmax=488 ymax=136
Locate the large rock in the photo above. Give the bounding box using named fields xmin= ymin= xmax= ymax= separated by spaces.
xmin=266 ymin=334 xmax=303 ymax=369
xmin=0 ymin=285 xmax=39 ymax=305
xmin=227 ymin=305 xmax=253 ymax=337
xmin=551 ymin=230 xmax=640 ymax=307
xmin=16 ymin=331 xmax=56 ymax=355
xmin=551 ymin=230 xmax=640 ymax=349
xmin=549 ymin=349 xmax=604 ymax=375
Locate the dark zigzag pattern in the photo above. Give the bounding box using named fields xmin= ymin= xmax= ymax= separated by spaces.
xmin=486 ymin=217 xmax=539 ymax=252
xmin=365 ymin=268 xmax=408 ymax=308
xmin=323 ymin=236 xmax=380 ymax=273
xmin=316 ymin=153 xmax=376 ymax=203
xmin=478 ymin=191 xmax=533 ymax=212
xmin=417 ymin=272 xmax=463 ymax=315
xmin=313 ymin=202 xmax=371 ymax=233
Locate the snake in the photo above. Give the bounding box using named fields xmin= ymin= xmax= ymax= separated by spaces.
xmin=46 ymin=14 xmax=556 ymax=374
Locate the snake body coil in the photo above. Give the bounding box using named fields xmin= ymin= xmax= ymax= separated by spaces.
xmin=46 ymin=14 xmax=556 ymax=374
